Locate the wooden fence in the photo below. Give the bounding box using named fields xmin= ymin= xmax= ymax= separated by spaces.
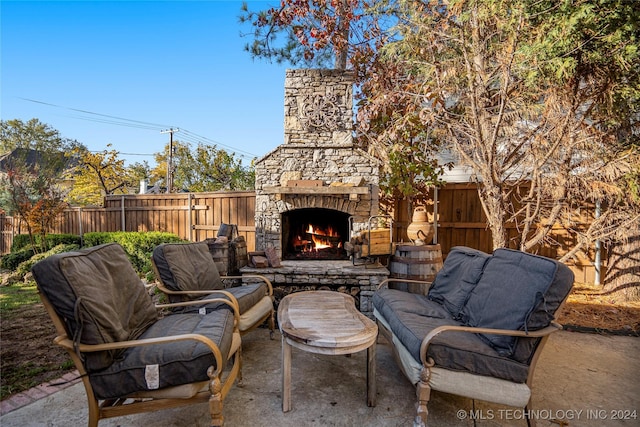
xmin=1 ymin=185 xmax=601 ymax=282
xmin=5 ymin=191 xmax=257 ymax=253
xmin=393 ymin=183 xmax=601 ymax=283
xmin=0 ymin=214 xmax=13 ymax=255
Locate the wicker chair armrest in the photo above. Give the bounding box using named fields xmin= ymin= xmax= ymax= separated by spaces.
xmin=53 ymin=332 xmax=226 ymax=375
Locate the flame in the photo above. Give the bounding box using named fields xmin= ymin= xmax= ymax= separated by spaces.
xmin=312 ymin=234 xmax=331 ymax=249
xmin=305 ymin=224 xmax=338 ymax=237
xmin=301 ymin=223 xmax=340 ymax=251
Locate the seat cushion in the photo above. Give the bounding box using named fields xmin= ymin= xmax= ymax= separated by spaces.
xmin=32 ymin=243 xmax=158 ymax=372
xmin=153 ymin=242 xmax=224 ymax=302
xmin=88 ymin=308 xmax=235 ymax=400
xmin=427 ymin=246 xmax=491 ymax=319
xmin=181 ymin=282 xmax=269 ymax=316
xmin=374 ymin=288 xmax=530 ymax=383
xmin=461 ymin=248 xmax=559 ymax=356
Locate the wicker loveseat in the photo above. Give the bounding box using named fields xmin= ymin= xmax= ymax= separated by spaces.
xmin=373 ymin=246 xmax=575 ymax=426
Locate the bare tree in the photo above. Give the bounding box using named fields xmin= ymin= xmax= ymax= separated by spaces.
xmin=359 ymin=0 xmax=640 ymax=260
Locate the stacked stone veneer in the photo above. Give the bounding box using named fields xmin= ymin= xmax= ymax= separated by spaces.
xmin=254 ymin=69 xmax=381 ymax=257
xmin=241 ymin=260 xmax=388 ymax=319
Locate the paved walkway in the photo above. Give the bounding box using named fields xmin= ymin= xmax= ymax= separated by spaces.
xmin=1 ymin=330 xmax=638 ymax=426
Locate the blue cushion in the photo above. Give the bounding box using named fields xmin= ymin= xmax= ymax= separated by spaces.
xmin=461 ymin=248 xmax=557 ymax=356
xmin=88 ymin=308 xmax=235 ymax=399
xmin=428 ymin=246 xmax=491 ymax=319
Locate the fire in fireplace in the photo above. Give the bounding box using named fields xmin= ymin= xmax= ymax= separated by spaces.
xmin=281 ymin=208 xmax=350 ymax=260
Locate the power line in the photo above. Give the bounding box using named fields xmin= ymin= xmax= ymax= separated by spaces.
xmin=18 ymin=97 xmax=261 ymax=159
xmin=19 ymin=98 xmax=171 ymax=129
xmin=179 ymin=129 xmax=259 ymax=158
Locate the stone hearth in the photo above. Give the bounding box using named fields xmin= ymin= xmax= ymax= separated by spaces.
xmin=241 ymin=260 xmax=389 ymax=319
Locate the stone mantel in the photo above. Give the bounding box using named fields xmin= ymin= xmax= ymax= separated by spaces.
xmin=261 ymin=186 xmax=371 ymax=195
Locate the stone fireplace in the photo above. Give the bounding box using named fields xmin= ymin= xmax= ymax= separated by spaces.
xmin=254 ymin=68 xmax=381 ymax=256
xmin=241 ymin=69 xmax=389 ymax=318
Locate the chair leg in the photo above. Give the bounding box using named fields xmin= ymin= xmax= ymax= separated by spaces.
xmin=208 ymin=372 xmax=224 ymax=426
xmin=268 ymin=309 xmax=276 ymax=339
xmin=237 ymin=346 xmax=243 ymax=385
xmin=87 ymin=397 xmax=100 ymax=427
xmin=415 ymin=365 xmax=432 ymax=426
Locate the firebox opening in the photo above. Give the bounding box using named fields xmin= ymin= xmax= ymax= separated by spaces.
xmin=282 ymin=208 xmax=350 ymax=260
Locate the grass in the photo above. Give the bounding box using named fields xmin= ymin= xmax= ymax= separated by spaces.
xmin=0 ymin=282 xmax=40 ymax=314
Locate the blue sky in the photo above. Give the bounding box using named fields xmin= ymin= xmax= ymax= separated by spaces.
xmin=1 ymin=0 xmax=289 ymax=166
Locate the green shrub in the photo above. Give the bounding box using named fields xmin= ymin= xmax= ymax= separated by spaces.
xmin=81 ymin=232 xmax=115 ymax=247
xmin=10 ymin=235 xmax=32 ymax=252
xmin=3 ymin=234 xmax=81 ymax=270
xmin=82 ymin=231 xmax=185 ymax=278
xmin=3 ymin=231 xmax=183 ymax=280
xmin=15 ymin=244 xmax=80 ymax=278
xmin=11 ymin=234 xmax=81 ymax=252
xmin=1 ymin=248 xmax=35 ymax=271
xmin=45 ymin=234 xmax=82 ymax=248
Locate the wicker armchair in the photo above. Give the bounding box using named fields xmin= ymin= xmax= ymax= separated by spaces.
xmin=152 ymin=242 xmax=275 ymax=337
xmin=32 ymin=243 xmax=241 ymax=427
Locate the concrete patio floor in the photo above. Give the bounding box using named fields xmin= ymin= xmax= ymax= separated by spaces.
xmin=1 ymin=329 xmax=638 ymax=427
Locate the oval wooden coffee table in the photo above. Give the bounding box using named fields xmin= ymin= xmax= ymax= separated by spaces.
xmin=278 ymin=290 xmax=378 ymax=412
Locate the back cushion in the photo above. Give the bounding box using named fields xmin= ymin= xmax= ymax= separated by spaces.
xmin=32 ymin=243 xmax=158 ymax=372
xmin=511 ymin=261 xmax=574 ymax=362
xmin=428 ymin=246 xmax=491 ymax=319
xmin=153 ymin=242 xmax=223 ymax=302
xmin=461 ymin=248 xmax=558 ymax=356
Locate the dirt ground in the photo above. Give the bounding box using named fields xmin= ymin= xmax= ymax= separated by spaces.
xmin=556 ymin=282 xmax=640 ymax=334
xmin=0 ymin=302 xmax=74 ymax=399
xmin=1 ymin=282 xmax=638 ymax=401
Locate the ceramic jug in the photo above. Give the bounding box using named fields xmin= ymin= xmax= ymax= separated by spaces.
xmin=406 ymin=207 xmax=434 ymax=244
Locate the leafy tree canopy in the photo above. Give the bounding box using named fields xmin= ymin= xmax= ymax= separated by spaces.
xmin=239 ymin=0 xmax=387 ymax=69
xmin=151 ymin=141 xmax=255 ymax=192
xmin=0 ymin=118 xmax=83 ymax=180
xmin=65 ymin=145 xmax=138 ymax=206
xmin=361 ymin=0 xmax=640 ymax=253
xmin=0 ymin=119 xmax=83 ymax=251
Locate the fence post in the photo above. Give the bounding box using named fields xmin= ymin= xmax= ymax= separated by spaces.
xmin=433 ymin=186 xmax=439 ymax=244
xmin=188 ymin=193 xmax=193 ymax=241
xmin=121 ymin=195 xmax=126 ymax=231
xmin=77 ymin=207 xmax=84 ymax=246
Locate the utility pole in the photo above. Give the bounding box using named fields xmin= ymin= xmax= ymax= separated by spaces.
xmin=160 ymin=128 xmax=179 ymax=193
